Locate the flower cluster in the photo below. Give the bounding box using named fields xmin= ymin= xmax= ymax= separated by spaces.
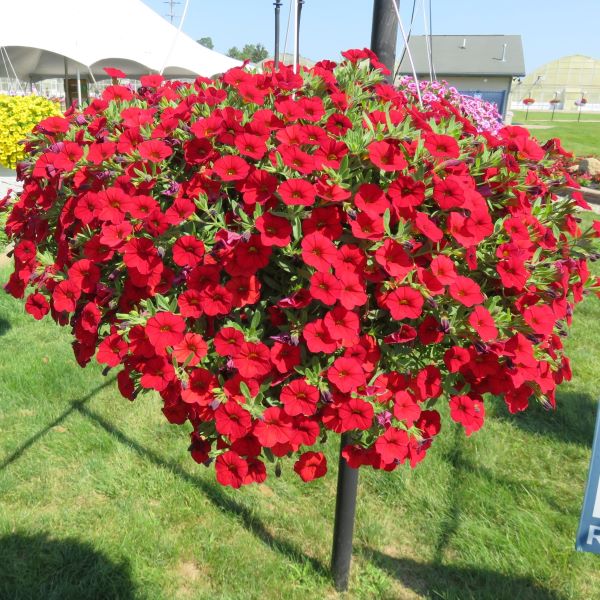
xmin=523 ymin=98 xmax=536 ymax=106
xmin=0 ymin=95 xmax=61 ymax=168
xmin=2 ymin=49 xmax=599 ymax=488
xmin=397 ymin=77 xmax=502 ymax=133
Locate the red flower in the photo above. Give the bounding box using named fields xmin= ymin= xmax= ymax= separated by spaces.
xmin=25 ymin=293 xmax=50 ymax=320
xmin=235 ymin=133 xmax=268 ymax=160
xmin=301 ymin=232 xmax=337 ymax=271
xmin=449 ymin=395 xmax=485 ymax=436
xmin=280 ymin=379 xmax=320 ymax=416
xmin=254 ymin=407 xmax=291 ymax=447
xmin=327 ymin=357 xmax=366 ymax=393
xmin=215 ymin=451 xmax=249 ymax=488
xmin=393 ymin=390 xmax=421 ymax=426
xmin=172 ymin=333 xmax=207 ymax=366
xmin=323 ymin=306 xmax=360 ymax=343
xmin=468 ymin=306 xmax=498 ymax=341
xmin=294 ymin=451 xmax=327 ymax=482
xmin=145 ymin=312 xmax=186 ymax=352
xmin=449 ymin=276 xmax=483 ymax=307
xmin=303 ymin=319 xmax=339 ymax=354
xmin=278 ymin=178 xmax=317 ymax=206
xmin=338 ymin=397 xmax=374 ymax=431
xmin=375 ymin=428 xmax=409 ymax=465
xmin=172 ymin=236 xmax=205 ymax=267
xmin=138 ymin=140 xmax=172 ymax=163
xmin=256 ymin=212 xmax=292 ymax=247
xmin=310 ymin=271 xmax=341 ymax=305
xmin=367 ymin=140 xmax=407 ymax=171
xmin=215 ymin=401 xmax=253 ymax=440
xmin=522 ymin=304 xmax=555 ymax=337
xmin=213 ymin=155 xmax=250 ymax=181
xmin=214 ymin=327 xmax=245 ymax=357
xmin=424 ymin=133 xmax=460 ymax=159
xmin=233 ymin=341 xmax=272 ymax=378
xmin=384 ymin=286 xmax=424 ymax=320
xmin=52 ymin=280 xmax=81 ymax=313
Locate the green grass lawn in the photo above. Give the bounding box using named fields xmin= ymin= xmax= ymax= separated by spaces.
xmin=511 ymin=110 xmax=600 ymax=158
xmin=1 ymin=219 xmax=600 ymax=599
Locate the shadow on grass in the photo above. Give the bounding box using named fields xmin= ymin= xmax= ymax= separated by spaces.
xmin=0 ymin=317 xmax=10 ymax=337
xmin=0 ymin=532 xmax=137 ymax=600
xmin=492 ymin=391 xmax=597 ymax=447
xmin=363 ymin=550 xmax=565 ymax=600
xmin=74 ymin=401 xmax=330 ymax=579
xmin=0 ymin=378 xmax=116 ymax=471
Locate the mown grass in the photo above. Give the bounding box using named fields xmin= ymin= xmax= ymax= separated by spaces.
xmin=512 ymin=110 xmax=600 ymax=158
xmin=1 ymin=213 xmax=600 ymax=599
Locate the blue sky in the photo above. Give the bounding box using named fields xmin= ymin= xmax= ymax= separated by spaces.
xmin=143 ymin=0 xmax=600 ymax=73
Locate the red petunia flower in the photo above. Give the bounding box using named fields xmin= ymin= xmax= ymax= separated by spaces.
xmin=424 ymin=133 xmax=460 ymax=159
xmin=338 ymin=397 xmax=374 ymax=431
xmin=172 ymin=332 xmax=207 ymax=366
xmin=233 ymin=341 xmax=272 ymax=378
xmin=172 ymin=236 xmax=205 ymax=267
xmin=213 ymin=155 xmax=250 ymax=181
xmin=468 ymin=306 xmax=498 ymax=341
xmin=145 ymin=312 xmax=186 ymax=352
xmin=215 ymin=451 xmax=249 ymax=488
xmin=52 ymin=280 xmax=81 ymax=313
xmin=384 ymin=286 xmax=424 ymax=320
xmin=294 ymin=451 xmax=327 ymax=482
xmin=280 ymin=379 xmax=320 ymax=416
xmin=375 ymin=427 xmax=410 ymax=465
xmin=138 ymin=139 xmax=172 ymax=163
xmin=256 ymin=212 xmax=292 ymax=247
xmin=449 ymin=276 xmax=484 ymax=307
xmin=278 ymin=178 xmax=317 ymax=206
xmin=301 ymin=232 xmax=337 ymax=272
xmin=367 ymin=140 xmax=407 ymax=172
xmin=327 ymin=356 xmax=366 ymax=393
xmin=25 ymin=293 xmax=50 ymax=320
xmin=215 ymin=401 xmax=253 ymax=440
xmin=449 ymin=395 xmax=485 ymax=436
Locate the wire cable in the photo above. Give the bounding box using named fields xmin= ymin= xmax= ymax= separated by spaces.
xmin=391 ymin=0 xmax=422 ymax=105
xmin=160 ymin=0 xmax=191 ymax=76
xmin=282 ymin=0 xmax=293 ymax=63
xmin=429 ymin=0 xmax=436 ymax=79
xmin=2 ymin=47 xmax=25 ymax=94
xmin=393 ymin=0 xmax=417 ymax=83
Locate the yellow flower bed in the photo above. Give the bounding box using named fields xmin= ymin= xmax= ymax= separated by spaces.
xmin=0 ymin=95 xmax=62 ymax=169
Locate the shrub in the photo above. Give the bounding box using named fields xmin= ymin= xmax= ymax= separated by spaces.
xmin=0 ymin=95 xmax=61 ymax=169
xmin=2 ymin=48 xmax=599 ymax=488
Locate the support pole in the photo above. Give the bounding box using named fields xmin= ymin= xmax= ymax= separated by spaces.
xmin=273 ymin=1 xmax=282 ymax=70
xmin=76 ymin=68 xmax=82 ymax=106
xmin=331 ymin=432 xmax=359 ymax=592
xmin=63 ymin=57 xmax=69 ymax=107
xmin=370 ymin=0 xmax=399 ymax=83
xmin=293 ymin=0 xmax=305 ymax=74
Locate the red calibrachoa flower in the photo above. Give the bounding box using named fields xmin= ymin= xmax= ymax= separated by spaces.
xmin=2 ymin=49 xmax=599 ymax=489
xmin=294 ymin=451 xmax=327 ymax=482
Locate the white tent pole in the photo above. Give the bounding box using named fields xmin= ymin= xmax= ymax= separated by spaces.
xmin=76 ymin=68 xmax=82 ymax=105
xmin=293 ymin=0 xmax=299 ymax=74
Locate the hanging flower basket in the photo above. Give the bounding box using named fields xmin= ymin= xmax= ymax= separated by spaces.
xmin=522 ymin=98 xmax=535 ymax=106
xmin=2 ymin=48 xmax=599 ymax=488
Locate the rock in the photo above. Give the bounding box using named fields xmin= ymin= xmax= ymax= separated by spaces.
xmin=578 ymin=157 xmax=600 ymax=178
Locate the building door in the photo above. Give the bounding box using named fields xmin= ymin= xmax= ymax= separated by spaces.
xmin=458 ymin=90 xmax=506 ymax=116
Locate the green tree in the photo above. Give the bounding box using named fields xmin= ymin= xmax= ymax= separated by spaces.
xmin=197 ymin=37 xmax=214 ymax=50
xmin=226 ymin=43 xmax=269 ymax=64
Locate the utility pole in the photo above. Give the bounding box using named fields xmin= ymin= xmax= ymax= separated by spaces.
xmin=370 ymin=0 xmax=399 ymax=82
xmin=164 ymin=0 xmax=181 ymax=24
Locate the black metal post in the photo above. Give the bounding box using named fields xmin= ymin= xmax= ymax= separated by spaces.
xmin=331 ymin=432 xmax=359 ymax=592
xmin=370 ymin=0 xmax=399 ymax=83
xmin=273 ymin=1 xmax=282 ymax=69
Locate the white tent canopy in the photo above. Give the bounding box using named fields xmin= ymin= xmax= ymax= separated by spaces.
xmin=1 ymin=0 xmax=241 ymax=81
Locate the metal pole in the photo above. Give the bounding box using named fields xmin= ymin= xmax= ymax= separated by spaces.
xmin=293 ymin=0 xmax=304 ymax=73
xmin=273 ymin=1 xmax=282 ymax=69
xmin=331 ymin=432 xmax=359 ymax=592
xmin=370 ymin=0 xmax=399 ymax=83
xmin=76 ymin=68 xmax=82 ymax=106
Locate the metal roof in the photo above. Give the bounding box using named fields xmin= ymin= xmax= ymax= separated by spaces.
xmin=396 ymin=35 xmax=525 ymax=77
